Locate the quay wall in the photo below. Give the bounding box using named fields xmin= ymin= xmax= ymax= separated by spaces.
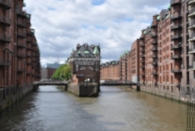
xmin=0 ymin=84 xmax=34 ymax=116
xmin=68 ymin=83 xmax=98 ymax=97
xmin=140 ymin=85 xmax=191 ymax=104
xmin=102 ymin=84 xmax=191 ymax=104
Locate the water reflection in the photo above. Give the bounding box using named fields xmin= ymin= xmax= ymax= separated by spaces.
xmin=0 ymin=86 xmax=186 ymax=131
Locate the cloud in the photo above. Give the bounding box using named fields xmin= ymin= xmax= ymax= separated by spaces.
xmin=23 ymin=0 xmax=170 ymax=66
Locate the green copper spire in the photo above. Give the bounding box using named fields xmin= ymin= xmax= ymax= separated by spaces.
xmin=26 ymin=14 xmax=30 ymax=18
xmin=157 ymin=15 xmax=160 ymax=21
xmin=23 ymin=2 xmax=26 ymax=7
xmin=31 ymin=29 xmax=35 ymax=34
xmin=93 ymin=46 xmax=99 ymax=54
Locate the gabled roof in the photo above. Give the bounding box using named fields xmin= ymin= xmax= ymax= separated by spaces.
xmin=70 ymin=44 xmax=100 ymax=58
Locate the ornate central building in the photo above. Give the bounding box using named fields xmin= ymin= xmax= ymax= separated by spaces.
xmin=67 ymin=43 xmax=100 ymax=96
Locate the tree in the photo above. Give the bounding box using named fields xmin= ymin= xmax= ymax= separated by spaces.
xmin=52 ymin=64 xmax=71 ymax=80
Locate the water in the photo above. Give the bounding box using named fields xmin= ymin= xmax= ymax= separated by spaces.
xmin=0 ymin=86 xmax=186 ymax=131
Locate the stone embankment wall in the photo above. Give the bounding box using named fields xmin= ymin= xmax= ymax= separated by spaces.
xmin=140 ymin=86 xmax=190 ymax=104
xmin=0 ymin=85 xmax=34 ymax=116
xmin=68 ymin=83 xmax=98 ymax=97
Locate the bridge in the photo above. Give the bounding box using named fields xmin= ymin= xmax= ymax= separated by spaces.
xmin=100 ymin=81 xmax=140 ymax=91
xmin=101 ymin=82 xmax=137 ymax=86
xmin=33 ymin=80 xmax=140 ymax=92
xmin=33 ymin=80 xmax=69 ymax=91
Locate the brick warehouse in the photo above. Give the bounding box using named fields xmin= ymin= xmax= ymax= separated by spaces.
xmin=0 ymin=0 xmax=40 ymax=112
xmin=101 ymin=0 xmax=195 ymax=102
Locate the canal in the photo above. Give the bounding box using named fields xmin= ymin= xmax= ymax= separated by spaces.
xmin=0 ymin=86 xmax=186 ymax=131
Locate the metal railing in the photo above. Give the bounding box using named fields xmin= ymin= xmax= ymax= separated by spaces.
xmin=189 ymin=21 xmax=195 ymax=27
xmin=140 ymin=49 xmax=144 ymax=52
xmin=189 ymin=8 xmax=195 ymax=15
xmin=16 ymin=9 xmax=27 ymax=17
xmin=189 ymin=33 xmax=195 ymax=39
xmin=151 ymin=22 xmax=157 ymax=27
xmin=152 ymin=71 xmax=158 ymax=75
xmin=171 ymin=44 xmax=182 ymax=50
xmin=171 ymin=24 xmax=181 ymax=30
xmin=17 ymin=32 xmax=27 ymax=38
xmin=17 ymin=53 xmax=26 ymax=58
xmin=27 ymin=31 xmax=33 ymax=36
xmin=0 ymin=34 xmax=11 ymax=43
xmin=188 ymin=48 xmax=195 ymax=52
xmin=152 ymin=60 xmax=158 ymax=65
xmin=152 ymin=47 xmax=157 ymax=51
xmin=152 ymin=40 xmax=157 ymax=44
xmin=17 ymin=68 xmax=25 ymax=72
xmin=140 ymin=43 xmax=144 ymax=47
xmin=17 ymin=43 xmax=26 ymax=48
xmin=0 ymin=59 xmax=11 ymax=66
xmin=17 ymin=20 xmax=27 ymax=27
xmin=0 ymin=16 xmax=11 ymax=25
xmin=171 ymin=54 xmax=182 ymax=59
xmin=151 ymin=32 xmax=157 ymax=37
xmin=0 ymin=0 xmax=11 ymax=9
xmin=152 ymin=54 xmax=157 ymax=58
xmin=171 ymin=14 xmax=181 ymax=20
xmin=171 ymin=34 xmax=181 ymax=39
xmin=172 ymin=69 xmax=181 ymax=73
xmin=188 ymin=63 xmax=195 ymax=69
xmin=140 ymin=36 xmax=144 ymax=39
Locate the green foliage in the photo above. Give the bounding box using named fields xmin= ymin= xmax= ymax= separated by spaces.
xmin=52 ymin=64 xmax=71 ymax=80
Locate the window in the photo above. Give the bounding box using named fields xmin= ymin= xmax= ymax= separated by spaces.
xmin=171 ymin=86 xmax=173 ymax=92
xmin=80 ymin=66 xmax=86 ymax=70
xmin=171 ymin=76 xmax=173 ymax=84
xmin=187 ymin=87 xmax=190 ymax=95
xmin=76 ymin=65 xmax=78 ymax=71
xmin=194 ymin=71 xmax=195 ymax=79
xmin=88 ymin=66 xmax=93 ymax=70
xmin=91 ymin=61 xmax=94 ymax=65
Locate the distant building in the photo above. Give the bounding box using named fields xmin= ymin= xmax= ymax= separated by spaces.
xmin=128 ymin=39 xmax=140 ymax=83
xmin=67 ymin=43 xmax=101 ymax=96
xmin=101 ymin=61 xmax=120 ymax=81
xmin=41 ymin=62 xmax=65 ymax=79
xmin=47 ymin=62 xmax=64 ymax=69
xmin=41 ymin=68 xmax=48 ymax=79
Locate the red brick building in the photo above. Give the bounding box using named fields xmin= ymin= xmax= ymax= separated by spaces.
xmin=119 ymin=52 xmax=128 ymax=82
xmin=0 ymin=0 xmax=40 ymax=112
xmin=188 ymin=0 xmax=195 ymax=99
xmin=101 ymin=43 xmax=140 ymax=84
xmin=100 ymin=61 xmax=120 ymax=81
xmin=100 ymin=0 xmax=195 ymax=102
xmin=138 ymin=1 xmax=195 ymax=101
xmin=128 ymin=39 xmax=140 ymax=83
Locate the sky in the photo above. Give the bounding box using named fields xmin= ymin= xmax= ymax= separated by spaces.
xmin=23 ymin=0 xmax=170 ymax=67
